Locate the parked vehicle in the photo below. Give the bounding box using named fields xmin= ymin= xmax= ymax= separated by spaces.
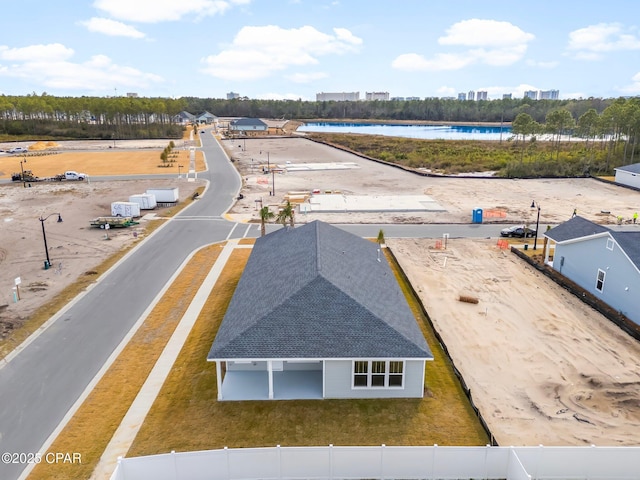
xmin=500 ymin=225 xmax=537 ymax=238
xmin=64 ymin=170 xmax=86 ymax=181
xmin=11 ymin=170 xmax=39 ymax=182
xmin=8 ymin=147 xmax=28 ymax=154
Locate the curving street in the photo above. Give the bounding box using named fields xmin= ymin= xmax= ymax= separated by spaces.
xmin=0 ymin=134 xmax=513 ymax=480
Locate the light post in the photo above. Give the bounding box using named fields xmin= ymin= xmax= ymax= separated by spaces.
xmin=530 ymin=200 xmax=541 ymax=250
xmin=271 ymin=169 xmax=276 ymax=197
xmin=20 ymin=156 xmax=27 ymax=188
xmin=39 ymin=213 xmax=63 ymax=270
xmin=178 ymin=164 xmax=183 ymax=178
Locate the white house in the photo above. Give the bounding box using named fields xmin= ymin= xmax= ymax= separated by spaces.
xmin=228 ymin=117 xmax=267 ymax=133
xmin=614 ymin=163 xmax=640 ymax=189
xmin=207 ymin=221 xmax=433 ymax=401
xmin=544 ymin=216 xmax=640 ymax=327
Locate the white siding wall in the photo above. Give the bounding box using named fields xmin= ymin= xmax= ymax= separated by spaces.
xmin=615 ymin=170 xmax=640 ymax=189
xmin=324 ymin=359 xmax=424 ymax=399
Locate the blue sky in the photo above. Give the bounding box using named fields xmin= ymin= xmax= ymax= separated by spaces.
xmin=1 ymin=0 xmax=639 ymax=100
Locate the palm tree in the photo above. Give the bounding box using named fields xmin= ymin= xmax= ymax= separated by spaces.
xmin=259 ymin=206 xmax=274 ymax=237
xmin=276 ymin=201 xmax=295 ymax=227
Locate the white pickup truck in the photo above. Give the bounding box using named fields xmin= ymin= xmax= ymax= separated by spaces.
xmin=64 ymin=170 xmax=87 ymax=181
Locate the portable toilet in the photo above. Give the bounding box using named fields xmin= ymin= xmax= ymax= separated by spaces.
xmin=472 ymin=208 xmax=483 ymax=224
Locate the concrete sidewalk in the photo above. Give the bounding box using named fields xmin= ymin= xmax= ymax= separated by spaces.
xmin=90 ymin=239 xmax=240 ymax=480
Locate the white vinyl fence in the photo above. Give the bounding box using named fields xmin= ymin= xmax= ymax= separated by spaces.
xmin=110 ymin=445 xmax=640 ymax=480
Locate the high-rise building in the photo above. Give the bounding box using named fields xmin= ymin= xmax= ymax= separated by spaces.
xmin=524 ymin=90 xmax=538 ymax=100
xmin=539 ymin=89 xmax=560 ymax=100
xmin=476 ymin=91 xmax=488 ymax=101
xmin=316 ymin=92 xmax=360 ymax=101
xmin=227 ymin=92 xmax=240 ymax=100
xmin=502 ymin=93 xmax=512 ymax=99
xmin=365 ymin=91 xmax=390 ymax=101
xmin=458 ymin=92 xmax=467 ymax=101
xmin=467 ymin=90 xmax=475 ymax=101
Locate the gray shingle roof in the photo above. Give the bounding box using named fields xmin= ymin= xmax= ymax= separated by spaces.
xmin=545 ymin=216 xmax=640 ymax=270
xmin=611 ymin=231 xmax=640 ymax=269
xmin=208 ymin=221 xmax=432 ymax=360
xmin=545 ymin=216 xmax=609 ymax=242
xmin=231 ymin=117 xmax=267 ymax=127
xmin=615 ymin=163 xmax=640 ymax=174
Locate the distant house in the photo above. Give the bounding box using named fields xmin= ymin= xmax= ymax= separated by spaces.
xmin=614 ymin=163 xmax=640 ymax=189
xmin=228 ymin=117 xmax=268 ymax=134
xmin=208 ymin=221 xmax=433 ymax=401
xmin=174 ymin=111 xmax=196 ymax=124
xmin=544 ymin=216 xmax=640 ymax=326
xmin=196 ymin=111 xmax=218 ymax=125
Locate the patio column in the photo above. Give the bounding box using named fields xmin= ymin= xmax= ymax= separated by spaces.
xmin=268 ymin=360 xmax=274 ymax=399
xmin=216 ymin=361 xmax=223 ymax=400
xmin=544 ymin=240 xmax=551 ymax=265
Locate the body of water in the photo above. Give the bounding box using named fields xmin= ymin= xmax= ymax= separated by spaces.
xmin=298 ymin=122 xmax=512 ymax=141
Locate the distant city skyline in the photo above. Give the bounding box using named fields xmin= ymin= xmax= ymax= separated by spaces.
xmin=1 ymin=1 xmax=639 ymax=100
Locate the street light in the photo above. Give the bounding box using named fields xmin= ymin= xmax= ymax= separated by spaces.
xmin=20 ymin=156 xmax=27 ymax=188
xmin=178 ymin=164 xmax=184 ymax=178
xmin=530 ymin=200 xmax=541 ymax=250
xmin=39 ymin=213 xmax=63 ymax=270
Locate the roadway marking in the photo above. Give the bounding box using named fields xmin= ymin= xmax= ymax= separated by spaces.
xmin=243 ymin=224 xmax=253 ymax=238
xmin=225 ymin=223 xmax=238 ymax=240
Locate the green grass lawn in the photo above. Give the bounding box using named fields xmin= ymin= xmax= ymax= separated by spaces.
xmin=128 ymin=247 xmax=489 ymax=457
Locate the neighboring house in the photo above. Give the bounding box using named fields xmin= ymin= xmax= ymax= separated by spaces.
xmin=614 ymin=163 xmax=640 ymax=189
xmin=545 ymin=216 xmax=640 ymax=326
xmin=174 ymin=111 xmax=196 ymax=124
xmin=208 ymin=221 xmax=433 ymax=401
xmin=196 ymin=111 xmax=218 ymax=125
xmin=228 ymin=117 xmax=268 ymax=133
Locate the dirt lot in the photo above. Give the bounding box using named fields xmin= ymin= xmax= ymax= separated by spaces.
xmin=1 ymin=133 xmax=639 ymax=447
xmin=225 ymin=137 xmax=639 ymax=226
xmin=0 ymin=139 xmax=205 ymax=338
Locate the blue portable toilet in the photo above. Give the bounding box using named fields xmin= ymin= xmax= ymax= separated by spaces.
xmin=472 ymin=208 xmax=483 ymax=224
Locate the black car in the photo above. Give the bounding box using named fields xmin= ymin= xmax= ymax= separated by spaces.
xmin=500 ymin=225 xmax=537 ymax=238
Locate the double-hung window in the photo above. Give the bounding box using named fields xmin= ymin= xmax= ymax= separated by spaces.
xmin=353 ymin=360 xmax=404 ymax=388
xmin=596 ymin=269 xmax=606 ymax=292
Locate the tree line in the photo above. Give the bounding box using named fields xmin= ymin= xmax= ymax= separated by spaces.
xmin=0 ymin=93 xmax=637 ymax=153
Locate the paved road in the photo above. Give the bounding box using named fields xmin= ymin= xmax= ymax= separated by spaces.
xmin=7 ymin=133 xmax=621 ymax=479
xmin=0 ymin=134 xmax=241 ymax=480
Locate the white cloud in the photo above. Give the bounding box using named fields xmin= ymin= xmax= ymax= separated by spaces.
xmin=286 ymin=72 xmax=328 ymax=83
xmin=80 ymin=17 xmax=146 ymax=38
xmin=391 ymin=52 xmax=474 ymax=71
xmin=567 ymin=23 xmax=640 ymax=60
xmin=618 ymin=71 xmax=640 ymax=94
xmin=93 ymin=0 xmax=247 ymax=23
xmin=525 ymin=59 xmax=559 ymax=69
xmin=393 ymin=19 xmax=533 ymax=72
xmin=0 ymin=43 xmax=74 ymax=62
xmin=201 ymin=25 xmax=362 ymax=80
xmin=439 ymin=19 xmax=534 ymax=47
xmin=0 ymin=44 xmax=162 ymax=92
xmin=436 ymin=86 xmax=455 ymax=96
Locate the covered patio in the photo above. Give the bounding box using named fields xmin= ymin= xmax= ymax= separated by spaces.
xmin=217 ymin=367 xmax=323 ymax=401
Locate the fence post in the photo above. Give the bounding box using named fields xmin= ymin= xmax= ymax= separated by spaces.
xmin=329 ymin=444 xmax=333 ymax=480
xmin=225 ymin=446 xmax=230 ymax=480
xmin=277 ymin=445 xmax=282 ymax=480
xmin=431 ymin=444 xmax=437 ymax=480
xmin=171 ymin=451 xmax=178 ymax=480
xmin=380 ymin=444 xmax=385 ymax=480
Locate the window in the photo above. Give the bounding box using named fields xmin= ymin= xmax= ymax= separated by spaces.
xmin=596 ymin=269 xmax=606 ymax=292
xmin=352 ymin=360 xmax=405 ymax=388
xmin=606 ymin=238 xmax=614 ymax=251
xmin=353 ymin=361 xmax=368 ymax=387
